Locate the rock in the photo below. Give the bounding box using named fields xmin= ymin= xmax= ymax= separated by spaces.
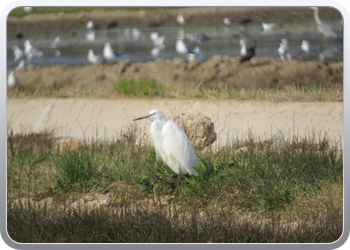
xmin=135 ymin=113 xmax=217 ymax=151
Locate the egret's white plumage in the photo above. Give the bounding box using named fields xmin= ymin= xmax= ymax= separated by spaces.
xmin=103 ymin=42 xmax=119 ymax=62
xmin=51 ymin=36 xmax=60 ymax=48
xmin=8 ymin=71 xmax=19 ymax=88
xmin=311 ymin=7 xmax=337 ymax=39
xmin=176 ymin=37 xmax=193 ymax=55
xmin=24 ymin=40 xmax=43 ymax=60
xmin=87 ymin=49 xmax=105 ymax=64
xmin=133 ymin=110 xmax=198 ymax=187
xmin=177 ymin=14 xmax=186 ymax=25
xmin=132 ymin=28 xmax=141 ymax=41
xmin=12 ymin=45 xmax=23 ymax=61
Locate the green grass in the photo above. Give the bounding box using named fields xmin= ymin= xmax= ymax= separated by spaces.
xmin=7 ymin=125 xmax=343 ymax=242
xmin=113 ymin=78 xmax=166 ymax=97
xmin=9 ymin=7 xmax=186 ymax=18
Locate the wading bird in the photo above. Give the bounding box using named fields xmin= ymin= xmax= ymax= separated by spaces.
xmin=86 ymin=20 xmax=93 ymax=30
xmin=177 ymin=14 xmax=186 ymax=25
xmin=12 ymin=45 xmax=23 ymax=61
xmin=240 ymin=40 xmax=256 ymax=64
xmin=311 ymin=7 xmax=337 ymax=39
xmin=224 ymin=17 xmax=231 ymax=26
xmin=7 ymin=71 xmax=19 ymax=88
xmin=133 ymin=109 xmax=199 ymax=188
xmin=24 ymin=40 xmax=43 ymax=60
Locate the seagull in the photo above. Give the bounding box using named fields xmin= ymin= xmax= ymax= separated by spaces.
xmin=240 ymin=39 xmax=247 ymax=56
xmin=185 ymin=33 xmax=210 ymax=44
xmin=224 ymin=17 xmax=231 ymax=26
xmin=12 ymin=45 xmax=23 ymax=61
xmin=262 ymin=22 xmax=275 ymax=34
xmin=310 ymin=7 xmax=337 ymax=39
xmin=278 ymin=39 xmax=288 ymax=61
xmin=14 ymin=59 xmax=26 ymax=70
xmin=103 ymin=42 xmax=120 ymax=62
xmin=50 ymin=36 xmax=60 ymax=48
xmin=86 ymin=20 xmax=93 ymax=30
xmin=240 ymin=40 xmax=256 ymax=64
xmin=23 ymin=7 xmax=36 ymax=13
xmin=87 ymin=49 xmax=105 ymax=64
xmin=150 ymin=32 xmax=164 ymax=46
xmin=54 ymin=50 xmax=61 ymax=57
xmin=133 ymin=109 xmax=198 ymax=189
xmin=177 ymin=14 xmax=186 ymax=25
xmin=24 ymin=40 xmax=43 ymax=60
xmin=132 ymin=28 xmax=141 ymax=41
xmin=287 ymin=40 xmax=310 ymax=60
xmin=176 ymin=37 xmax=194 ymax=55
xmin=7 ymin=71 xmax=20 ymax=88
xmin=85 ymin=30 xmax=95 ymax=42
xmin=151 ymin=47 xmax=161 ymax=58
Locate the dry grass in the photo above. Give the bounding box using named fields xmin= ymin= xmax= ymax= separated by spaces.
xmin=7 ymin=57 xmax=343 ymax=102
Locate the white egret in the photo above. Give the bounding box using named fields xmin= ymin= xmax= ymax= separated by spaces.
xmin=103 ymin=42 xmax=120 ymax=62
xmin=24 ymin=40 xmax=43 ymax=60
xmin=133 ymin=109 xmax=199 ymax=188
xmin=311 ymin=7 xmax=337 ymax=39
xmin=8 ymin=71 xmax=19 ymax=88
xmin=12 ymin=45 xmax=23 ymax=61
xmin=224 ymin=17 xmax=231 ymax=26
xmin=177 ymin=14 xmax=186 ymax=25
xmin=176 ymin=37 xmax=194 ymax=55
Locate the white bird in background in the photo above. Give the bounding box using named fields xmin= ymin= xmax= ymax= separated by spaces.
xmin=85 ymin=30 xmax=95 ymax=42
xmin=7 ymin=71 xmax=19 ymax=88
xmin=124 ymin=28 xmax=131 ymax=37
xmin=278 ymin=39 xmax=288 ymax=61
xmin=178 ymin=28 xmax=185 ymax=38
xmin=87 ymin=49 xmax=105 ymax=64
xmin=287 ymin=40 xmax=310 ymax=60
xmin=23 ymin=7 xmax=36 ymax=13
xmin=151 ymin=47 xmax=161 ymax=58
xmin=240 ymin=39 xmax=247 ymax=56
xmin=50 ymin=36 xmax=60 ymax=48
xmin=133 ymin=109 xmax=199 ymax=188
xmin=310 ymin=7 xmax=337 ymax=39
xmin=177 ymin=14 xmax=186 ymax=25
xmin=14 ymin=59 xmax=26 ymax=70
xmin=176 ymin=37 xmax=194 ymax=55
xmin=150 ymin=32 xmax=165 ymax=46
xmin=54 ymin=50 xmax=61 ymax=57
xmin=224 ymin=17 xmax=231 ymax=26
xmin=103 ymin=42 xmax=119 ymax=62
xmin=12 ymin=45 xmax=23 ymax=61
xmin=262 ymin=22 xmax=275 ymax=34
xmin=24 ymin=40 xmax=43 ymax=60
xmin=132 ymin=28 xmax=141 ymax=41
xmin=86 ymin=20 xmax=94 ymax=30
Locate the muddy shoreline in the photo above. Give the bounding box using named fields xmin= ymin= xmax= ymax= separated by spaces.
xmin=7 ymin=7 xmax=342 ymax=31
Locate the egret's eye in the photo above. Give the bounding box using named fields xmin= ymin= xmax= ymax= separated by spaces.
xmin=152 ymin=113 xmax=156 ymax=116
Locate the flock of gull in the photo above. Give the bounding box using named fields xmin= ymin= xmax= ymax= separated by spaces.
xmin=8 ymin=7 xmax=341 ymax=88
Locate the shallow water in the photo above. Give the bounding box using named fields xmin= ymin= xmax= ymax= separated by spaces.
xmin=7 ymin=20 xmax=343 ymax=69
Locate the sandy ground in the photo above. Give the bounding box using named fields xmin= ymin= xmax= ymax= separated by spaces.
xmin=7 ymin=98 xmax=343 ymax=147
xmin=7 ymin=7 xmax=342 ymax=30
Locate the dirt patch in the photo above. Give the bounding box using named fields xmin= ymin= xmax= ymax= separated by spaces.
xmin=7 ymin=7 xmax=342 ymax=31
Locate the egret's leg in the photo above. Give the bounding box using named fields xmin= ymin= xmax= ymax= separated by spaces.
xmin=177 ymin=172 xmax=181 ymax=190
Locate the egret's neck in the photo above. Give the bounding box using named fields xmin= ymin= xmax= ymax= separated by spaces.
xmin=313 ymin=10 xmax=321 ymax=24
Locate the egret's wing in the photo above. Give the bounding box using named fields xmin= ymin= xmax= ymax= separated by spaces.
xmin=318 ymin=21 xmax=337 ymax=37
xmin=162 ymin=121 xmax=198 ymax=176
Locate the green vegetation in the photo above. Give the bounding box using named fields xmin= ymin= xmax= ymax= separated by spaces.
xmin=9 ymin=7 xmax=186 ymax=18
xmin=7 ymin=125 xmax=343 ymax=243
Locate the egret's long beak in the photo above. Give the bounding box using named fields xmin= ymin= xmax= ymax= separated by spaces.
xmin=133 ymin=114 xmax=152 ymax=121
